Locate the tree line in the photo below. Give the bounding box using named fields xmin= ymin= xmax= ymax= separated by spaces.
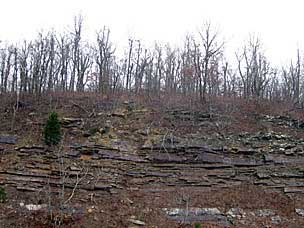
xmin=0 ymin=16 xmax=303 ymax=104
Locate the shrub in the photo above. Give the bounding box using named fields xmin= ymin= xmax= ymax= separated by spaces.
xmin=44 ymin=112 xmax=62 ymax=146
xmin=194 ymin=223 xmax=201 ymax=228
xmin=0 ymin=187 xmax=7 ymax=203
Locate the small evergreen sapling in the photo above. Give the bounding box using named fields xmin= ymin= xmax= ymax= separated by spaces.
xmin=0 ymin=187 xmax=7 ymax=203
xmin=44 ymin=112 xmax=62 ymax=146
xmin=194 ymin=223 xmax=201 ymax=228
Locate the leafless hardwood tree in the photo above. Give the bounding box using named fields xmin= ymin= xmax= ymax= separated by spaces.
xmin=19 ymin=41 xmax=31 ymax=93
xmin=125 ymin=39 xmax=134 ymax=91
xmin=1 ymin=15 xmax=304 ymax=107
xmin=133 ymin=40 xmax=143 ymax=93
xmin=236 ymin=36 xmax=272 ymax=99
xmin=153 ymin=43 xmax=163 ymax=96
xmin=95 ymin=27 xmax=115 ymax=93
xmin=76 ymin=45 xmax=92 ymax=92
xmin=281 ymin=50 xmax=303 ymax=104
xmin=57 ymin=34 xmax=71 ymax=91
xmin=198 ymin=22 xmax=224 ymax=102
xmin=11 ymin=47 xmax=18 ymax=93
xmin=70 ymin=15 xmax=83 ymax=91
xmin=164 ymin=44 xmax=178 ymax=94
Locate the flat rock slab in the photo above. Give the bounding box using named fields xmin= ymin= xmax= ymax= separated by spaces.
xmin=16 ymin=145 xmax=45 ymax=153
xmin=66 ymin=151 xmax=80 ymax=157
xmin=98 ymin=150 xmax=146 ymax=162
xmin=163 ymin=207 xmax=286 ymax=226
xmin=0 ymin=135 xmax=17 ymax=144
xmin=163 ymin=207 xmax=231 ymax=226
xmin=149 ymin=151 xmax=263 ymax=167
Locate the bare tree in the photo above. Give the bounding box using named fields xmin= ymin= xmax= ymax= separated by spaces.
xmin=95 ymin=27 xmax=115 ymax=93
xmin=1 ymin=14 xmax=304 ymax=107
xmin=19 ymin=41 xmax=31 ymax=93
xmin=125 ymin=39 xmax=134 ymax=91
xmin=70 ymin=15 xmax=83 ymax=91
xmin=237 ymin=36 xmax=272 ymax=99
xmin=164 ymin=44 xmax=178 ymax=94
xmin=199 ymin=22 xmax=224 ymax=102
xmin=76 ymin=45 xmax=92 ymax=92
xmin=57 ymin=34 xmax=71 ymax=91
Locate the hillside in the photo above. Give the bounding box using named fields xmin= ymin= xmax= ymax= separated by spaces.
xmin=1 ymin=93 xmax=304 ymax=227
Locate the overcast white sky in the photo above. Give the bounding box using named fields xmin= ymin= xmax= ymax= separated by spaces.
xmin=0 ymin=0 xmax=303 ymax=65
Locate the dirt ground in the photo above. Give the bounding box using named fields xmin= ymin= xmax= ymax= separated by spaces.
xmin=1 ymin=93 xmax=304 ymax=227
